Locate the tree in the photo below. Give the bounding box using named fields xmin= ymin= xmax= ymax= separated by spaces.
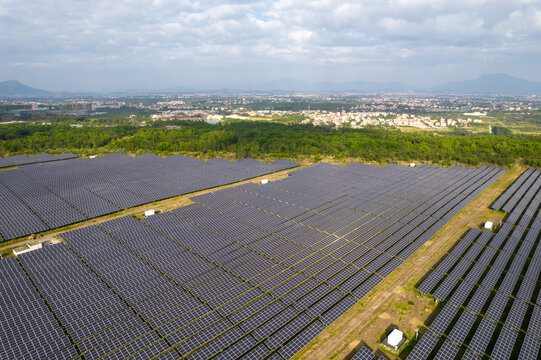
xmin=491 ymin=126 xmax=513 ymax=136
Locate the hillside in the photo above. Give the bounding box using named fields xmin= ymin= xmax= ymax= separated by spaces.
xmin=0 ymin=80 xmax=50 ymax=96
xmin=430 ymin=73 xmax=541 ymax=94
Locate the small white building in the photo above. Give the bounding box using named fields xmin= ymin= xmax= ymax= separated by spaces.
xmin=144 ymin=209 xmax=155 ymax=217
xmin=484 ymin=221 xmax=493 ymax=230
xmin=409 ymin=163 xmax=416 ymax=167
xmin=261 ymin=179 xmax=269 ymax=185
xmin=383 ymin=328 xmax=406 ymax=351
xmin=13 ymin=242 xmax=42 ymax=256
xmin=388 ymin=329 xmax=403 ymax=347
xmin=89 ymin=155 xmax=97 ymax=159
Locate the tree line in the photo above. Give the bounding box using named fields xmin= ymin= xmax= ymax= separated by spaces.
xmin=0 ymin=121 xmax=539 ymax=167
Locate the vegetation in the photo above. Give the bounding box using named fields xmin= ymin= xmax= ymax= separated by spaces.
xmin=491 ymin=126 xmax=513 ymax=136
xmin=0 ymin=120 xmax=539 ymax=167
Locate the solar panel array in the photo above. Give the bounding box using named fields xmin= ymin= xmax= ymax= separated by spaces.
xmin=0 ymin=153 xmax=299 ymax=241
xmin=1 ymin=162 xmax=505 ymax=359
xmin=0 ymin=153 xmax=76 ymax=168
xmin=410 ymin=168 xmax=541 ymax=360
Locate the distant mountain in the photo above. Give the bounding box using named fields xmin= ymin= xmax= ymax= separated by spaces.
xmin=257 ymin=74 xmax=541 ymax=94
xmin=254 ymin=79 xmax=417 ymax=93
xmin=429 ymin=73 xmax=541 ymax=94
xmin=0 ymin=80 xmax=51 ymax=96
xmin=340 ymin=80 xmax=417 ymax=92
xmin=3 ymin=74 xmax=540 ymax=96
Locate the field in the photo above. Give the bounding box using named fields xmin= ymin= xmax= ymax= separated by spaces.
xmin=0 ymin=152 xmax=515 ymax=360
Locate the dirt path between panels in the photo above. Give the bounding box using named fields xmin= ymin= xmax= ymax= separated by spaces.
xmin=294 ymin=166 xmax=524 ymax=360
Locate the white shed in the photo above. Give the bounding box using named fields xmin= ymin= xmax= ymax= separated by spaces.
xmin=409 ymin=163 xmax=416 ymax=167
xmin=13 ymin=242 xmax=42 ymax=256
xmin=261 ymin=179 xmax=269 ymax=185
xmin=388 ymin=329 xmax=404 ymax=347
xmin=484 ymin=221 xmax=493 ymax=230
xmin=144 ymin=209 xmax=155 ymax=217
xmin=384 ymin=328 xmax=405 ymax=351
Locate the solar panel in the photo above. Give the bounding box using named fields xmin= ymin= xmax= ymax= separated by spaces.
xmin=406 ymin=330 xmax=439 ymax=360
xmin=490 ymin=325 xmax=519 ymax=360
xmin=433 ymin=339 xmax=460 ymax=359
xmin=518 ymin=334 xmax=541 ymax=360
xmin=350 ymin=346 xmax=376 ymax=360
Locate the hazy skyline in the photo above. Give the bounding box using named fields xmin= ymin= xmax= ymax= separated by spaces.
xmin=1 ymin=0 xmax=541 ymax=92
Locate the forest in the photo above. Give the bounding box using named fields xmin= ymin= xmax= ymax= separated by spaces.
xmin=0 ymin=120 xmax=539 ymax=167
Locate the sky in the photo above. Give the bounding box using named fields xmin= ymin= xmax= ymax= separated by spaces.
xmin=1 ymin=0 xmax=541 ymax=92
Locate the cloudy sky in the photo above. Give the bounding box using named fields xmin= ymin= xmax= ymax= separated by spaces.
xmin=1 ymin=0 xmax=540 ymax=91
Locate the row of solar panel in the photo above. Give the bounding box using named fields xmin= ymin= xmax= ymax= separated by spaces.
xmin=0 ymin=152 xmax=76 ymax=168
xmin=0 ymin=153 xmax=299 ymax=241
xmin=409 ymin=167 xmax=541 ymax=360
xmin=1 ymin=162 xmax=505 ymax=360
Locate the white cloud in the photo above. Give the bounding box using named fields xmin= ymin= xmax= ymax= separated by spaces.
xmin=1 ymin=0 xmax=540 ymax=90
